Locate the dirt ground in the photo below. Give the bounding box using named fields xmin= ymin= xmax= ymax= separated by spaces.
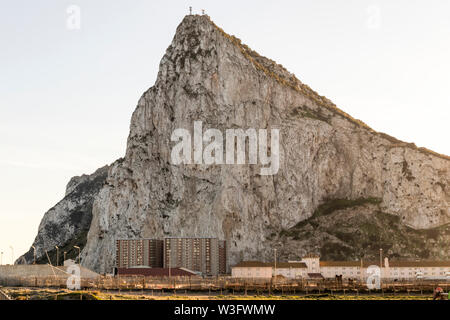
xmin=1 ymin=287 xmax=438 ymax=300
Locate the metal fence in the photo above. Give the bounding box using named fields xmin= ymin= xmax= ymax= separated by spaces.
xmin=0 ymin=275 xmax=448 ymax=295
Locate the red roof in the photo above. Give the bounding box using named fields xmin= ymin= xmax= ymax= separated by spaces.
xmin=117 ymin=267 xmax=197 ymax=277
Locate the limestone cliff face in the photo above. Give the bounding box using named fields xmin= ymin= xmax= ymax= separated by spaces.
xmin=79 ymin=15 xmax=449 ymax=273
xmin=16 ymin=166 xmax=109 ymax=265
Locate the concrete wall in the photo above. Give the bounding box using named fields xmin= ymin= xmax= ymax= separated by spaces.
xmin=0 ymin=264 xmax=99 ymax=280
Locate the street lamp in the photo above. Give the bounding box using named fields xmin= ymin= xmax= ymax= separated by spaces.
xmin=31 ymin=245 xmax=36 ymax=264
xmin=379 ymin=248 xmax=383 ymax=287
xmin=167 ymin=249 xmax=171 ymax=278
xmin=55 ymin=246 xmax=59 ymax=266
xmin=73 ymin=246 xmax=81 ymax=265
xmin=274 ymin=248 xmax=277 ymax=280
xmin=9 ymin=246 xmax=14 ymax=265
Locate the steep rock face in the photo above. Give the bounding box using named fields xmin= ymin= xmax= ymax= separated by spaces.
xmin=79 ymin=15 xmax=450 ymax=273
xmin=16 ymin=166 xmax=109 ymax=265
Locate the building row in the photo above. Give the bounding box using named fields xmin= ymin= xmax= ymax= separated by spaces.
xmin=116 ymin=238 xmax=227 ymax=276
xmin=232 ymin=254 xmax=450 ymax=280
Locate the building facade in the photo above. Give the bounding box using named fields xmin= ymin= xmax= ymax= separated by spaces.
xmin=319 ymin=260 xmax=363 ymax=279
xmin=115 ymin=239 xmax=163 ymax=268
xmin=301 ymin=253 xmax=321 ymax=275
xmin=232 ymin=255 xmax=450 ymax=281
xmin=304 ymin=255 xmax=450 ymax=280
xmin=231 ymin=261 xmax=307 ymax=279
xmin=163 ymin=237 xmax=227 ymax=276
xmin=383 ymin=259 xmax=450 ymax=280
xmin=231 ymin=261 xmax=273 ymax=278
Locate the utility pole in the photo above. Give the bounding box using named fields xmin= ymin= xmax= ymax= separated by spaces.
xmin=379 ymin=248 xmax=383 ymax=287
xmin=167 ymin=249 xmax=171 ymax=278
xmin=360 ymin=258 xmax=363 ymax=283
xmin=74 ymin=246 xmax=81 ymax=265
xmin=0 ymin=251 xmax=3 ymax=265
xmin=273 ymin=248 xmax=277 ymax=281
xmin=55 ymin=246 xmax=59 ymax=266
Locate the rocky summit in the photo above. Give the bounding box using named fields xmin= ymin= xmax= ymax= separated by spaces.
xmin=18 ymin=15 xmax=449 ymax=272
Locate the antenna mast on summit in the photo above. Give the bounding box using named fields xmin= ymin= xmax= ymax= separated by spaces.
xmin=189 ymin=6 xmax=192 ymax=15
xmin=202 ymin=9 xmax=205 ymax=15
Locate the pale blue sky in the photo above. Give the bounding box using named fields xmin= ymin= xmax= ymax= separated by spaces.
xmin=1 ymin=0 xmax=449 ymax=264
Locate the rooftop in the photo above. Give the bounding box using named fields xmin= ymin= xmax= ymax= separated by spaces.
xmin=319 ymin=260 xmax=450 ymax=268
xmin=233 ymin=261 xmax=307 ymax=268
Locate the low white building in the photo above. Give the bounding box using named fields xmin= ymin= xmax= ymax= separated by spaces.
xmin=231 ymin=261 xmax=307 ymax=279
xmin=319 ymin=260 xmax=364 ymax=280
xmin=231 ymin=261 xmax=272 ymax=279
xmin=386 ymin=260 xmax=450 ymax=280
xmin=301 ymin=255 xmax=450 ymax=280
xmin=272 ymin=262 xmax=308 ymax=279
xmin=232 ymin=255 xmax=450 ymax=281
